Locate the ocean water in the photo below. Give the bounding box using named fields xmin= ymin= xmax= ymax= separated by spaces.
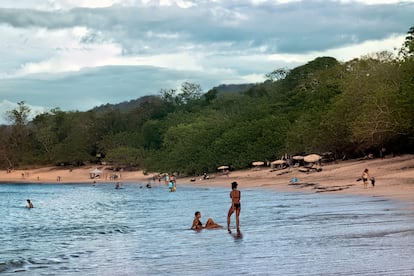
xmin=0 ymin=182 xmax=413 ymax=276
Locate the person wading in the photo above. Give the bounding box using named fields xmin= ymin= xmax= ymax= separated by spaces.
xmin=227 ymin=181 xmax=241 ymax=233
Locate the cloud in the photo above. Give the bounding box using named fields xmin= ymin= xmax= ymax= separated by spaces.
xmin=0 ymin=0 xmax=122 ymax=10
xmin=0 ymin=1 xmax=412 ymax=56
xmin=0 ymin=0 xmax=413 ymax=117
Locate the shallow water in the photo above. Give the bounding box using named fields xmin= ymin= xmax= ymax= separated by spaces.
xmin=1 ymin=182 xmax=413 ymax=275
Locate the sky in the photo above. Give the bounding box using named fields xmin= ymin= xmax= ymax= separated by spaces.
xmin=0 ymin=0 xmax=413 ymax=124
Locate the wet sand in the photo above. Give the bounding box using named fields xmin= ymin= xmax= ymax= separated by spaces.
xmin=1 ymin=154 xmax=413 ymax=207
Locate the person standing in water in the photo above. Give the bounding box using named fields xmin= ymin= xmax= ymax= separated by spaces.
xmin=26 ymin=199 xmax=33 ymax=208
xmin=227 ymin=181 xmax=241 ymax=233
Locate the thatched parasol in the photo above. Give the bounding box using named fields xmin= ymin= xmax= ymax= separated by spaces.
xmin=304 ymin=154 xmax=321 ymax=163
xmin=292 ymin=155 xmax=304 ymax=160
xmin=90 ymin=168 xmax=102 ymax=174
xmin=271 ymin=160 xmax=286 ymax=165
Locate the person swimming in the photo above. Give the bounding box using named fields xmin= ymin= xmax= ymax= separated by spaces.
xmin=26 ymin=199 xmax=33 ymax=208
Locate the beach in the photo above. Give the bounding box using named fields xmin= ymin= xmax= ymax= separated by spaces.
xmin=1 ymin=155 xmax=414 ymax=275
xmin=1 ymin=154 xmax=413 ymax=206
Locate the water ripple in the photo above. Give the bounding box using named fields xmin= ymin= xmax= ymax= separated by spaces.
xmin=1 ymin=184 xmax=413 ymax=275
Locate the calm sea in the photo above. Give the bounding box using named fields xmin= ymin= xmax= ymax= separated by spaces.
xmin=1 ymin=182 xmax=413 ymax=275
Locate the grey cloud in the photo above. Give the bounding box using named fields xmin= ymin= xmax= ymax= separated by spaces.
xmin=0 ymin=1 xmax=412 ymax=54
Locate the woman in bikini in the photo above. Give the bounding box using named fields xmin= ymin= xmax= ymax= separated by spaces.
xmin=191 ymin=211 xmax=222 ymax=230
xmin=227 ymin=181 xmax=241 ymax=233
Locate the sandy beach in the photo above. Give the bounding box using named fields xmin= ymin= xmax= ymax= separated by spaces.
xmin=1 ymin=154 xmax=413 ymax=207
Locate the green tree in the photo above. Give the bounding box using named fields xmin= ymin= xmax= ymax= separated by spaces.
xmin=397 ymin=26 xmax=414 ymax=143
xmin=159 ymin=88 xmax=177 ymax=104
xmin=399 ymin=26 xmax=414 ymax=59
xmin=31 ymin=110 xmax=59 ymax=163
xmin=48 ymin=111 xmax=98 ymax=165
xmin=265 ymin=68 xmax=289 ymax=82
xmin=2 ymin=101 xmax=32 ymax=167
xmin=161 ymin=111 xmax=230 ymax=174
xmin=203 ymin=88 xmax=218 ymax=104
xmin=0 ymin=126 xmax=13 ymax=168
xmin=140 ymin=120 xmax=164 ymax=150
xmin=105 ymin=146 xmax=145 ymax=167
xmin=177 ymin=82 xmax=202 ymax=104
xmin=330 ymin=52 xmax=405 ymax=154
xmin=6 ymin=101 xmax=31 ymax=126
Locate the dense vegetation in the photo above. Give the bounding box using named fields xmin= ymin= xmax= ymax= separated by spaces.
xmin=1 ymin=27 xmax=413 ymax=175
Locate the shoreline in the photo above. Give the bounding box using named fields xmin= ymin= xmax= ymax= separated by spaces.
xmin=179 ymin=155 xmax=414 ymax=209
xmin=1 ymin=155 xmax=413 ymax=208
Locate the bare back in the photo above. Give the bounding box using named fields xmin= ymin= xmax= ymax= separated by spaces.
xmin=230 ymin=189 xmax=240 ymax=204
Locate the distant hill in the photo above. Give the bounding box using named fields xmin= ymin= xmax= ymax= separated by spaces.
xmin=92 ymin=83 xmax=255 ymax=113
xmin=92 ymin=95 xmax=161 ymax=113
xmin=211 ymin=83 xmax=256 ymax=94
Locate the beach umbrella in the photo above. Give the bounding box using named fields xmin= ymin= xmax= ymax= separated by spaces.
xmin=271 ymin=159 xmax=286 ymax=169
xmin=292 ymin=155 xmax=304 ymax=160
xmin=217 ymin=165 xmax=229 ymax=170
xmin=90 ymin=168 xmax=102 ymax=174
xmin=304 ymin=154 xmax=321 ymax=163
xmin=90 ymin=168 xmax=102 ymax=179
xmin=271 ymin=160 xmax=286 ymax=165
xmin=252 ymin=161 xmax=265 ymax=166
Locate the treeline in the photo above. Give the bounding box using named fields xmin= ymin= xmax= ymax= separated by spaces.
xmin=1 ymin=27 xmax=413 ymax=175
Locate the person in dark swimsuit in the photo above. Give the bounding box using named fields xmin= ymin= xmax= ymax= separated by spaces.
xmin=26 ymin=199 xmax=33 ymax=209
xmin=191 ymin=211 xmax=222 ymax=230
xmin=362 ymin=168 xmax=370 ymax=189
xmin=227 ymin=181 xmax=241 ymax=233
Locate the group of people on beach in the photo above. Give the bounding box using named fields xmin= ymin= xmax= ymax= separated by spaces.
xmin=151 ymin=173 xmax=177 ymax=191
xmin=191 ymin=168 xmax=375 ymax=233
xmin=191 ymin=181 xmax=241 ymax=234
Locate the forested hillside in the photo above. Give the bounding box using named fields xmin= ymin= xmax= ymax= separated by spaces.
xmin=1 ymin=27 xmax=413 ymax=176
